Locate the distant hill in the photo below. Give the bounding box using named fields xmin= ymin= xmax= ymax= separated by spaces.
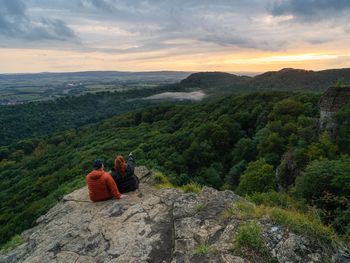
xmin=0 ymin=70 xmax=191 ymax=82
xmin=252 ymin=68 xmax=350 ymax=91
xmin=181 ymin=68 xmax=350 ymax=92
xmin=180 ymin=72 xmax=250 ymax=92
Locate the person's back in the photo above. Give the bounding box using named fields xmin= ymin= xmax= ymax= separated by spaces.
xmin=86 ymin=159 xmax=121 ymax=202
xmin=111 ymin=153 xmax=139 ymax=193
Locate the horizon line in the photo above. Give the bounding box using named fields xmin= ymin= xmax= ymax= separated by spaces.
xmin=1 ymin=66 xmax=350 ymax=76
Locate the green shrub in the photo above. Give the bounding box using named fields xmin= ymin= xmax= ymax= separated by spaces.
xmin=194 ymin=243 xmax=211 ymax=255
xmin=234 ymin=221 xmax=264 ymax=250
xmin=236 ymin=160 xmax=276 ymax=195
xmin=153 ymin=170 xmax=168 ymax=184
xmin=295 ymin=157 xmax=350 ymax=206
xmin=0 ymin=235 xmax=23 ymax=252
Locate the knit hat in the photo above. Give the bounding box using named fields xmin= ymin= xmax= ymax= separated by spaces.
xmin=93 ymin=159 xmax=103 ymax=169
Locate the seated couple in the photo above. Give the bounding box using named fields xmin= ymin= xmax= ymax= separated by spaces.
xmin=86 ymin=153 xmax=139 ymax=202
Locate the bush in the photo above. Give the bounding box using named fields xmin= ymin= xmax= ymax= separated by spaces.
xmin=236 ymin=160 xmax=276 ymax=195
xmin=225 ymin=160 xmax=247 ymax=188
xmin=295 ymin=157 xmax=350 ymax=204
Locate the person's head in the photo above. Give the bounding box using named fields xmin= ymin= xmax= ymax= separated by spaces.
xmin=114 ymin=155 xmax=126 ymax=176
xmin=93 ymin=159 xmax=104 ymax=170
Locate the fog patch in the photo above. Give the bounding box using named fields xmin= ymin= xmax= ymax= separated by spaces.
xmin=145 ymin=90 xmax=206 ymax=101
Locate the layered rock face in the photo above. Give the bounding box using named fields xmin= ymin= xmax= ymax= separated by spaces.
xmin=1 ymin=167 xmax=349 ymax=263
xmin=319 ymin=86 xmax=350 ymax=130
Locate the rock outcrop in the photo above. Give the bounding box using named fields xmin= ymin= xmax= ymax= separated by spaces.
xmin=1 ymin=167 xmax=349 ymax=263
xmin=319 ymin=86 xmax=350 ymax=131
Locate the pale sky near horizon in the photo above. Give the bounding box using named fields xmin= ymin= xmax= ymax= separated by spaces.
xmin=1 ymin=0 xmax=350 ymax=73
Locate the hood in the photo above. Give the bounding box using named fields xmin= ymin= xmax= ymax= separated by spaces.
xmin=88 ymin=169 xmax=104 ymax=180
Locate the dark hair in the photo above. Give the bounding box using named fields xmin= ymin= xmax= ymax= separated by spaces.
xmin=93 ymin=159 xmax=103 ymax=169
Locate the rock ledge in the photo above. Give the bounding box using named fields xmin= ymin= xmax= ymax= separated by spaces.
xmin=1 ymin=167 xmax=349 ymax=263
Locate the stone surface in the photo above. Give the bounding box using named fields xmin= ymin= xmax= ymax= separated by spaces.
xmin=1 ymin=166 xmax=349 ymax=263
xmin=319 ymin=86 xmax=350 ymax=130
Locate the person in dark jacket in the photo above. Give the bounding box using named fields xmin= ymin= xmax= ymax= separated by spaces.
xmin=111 ymin=153 xmax=139 ymax=193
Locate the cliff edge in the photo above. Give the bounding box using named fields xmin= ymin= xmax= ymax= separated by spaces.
xmin=319 ymin=86 xmax=350 ymax=130
xmin=0 ymin=167 xmax=349 ymax=263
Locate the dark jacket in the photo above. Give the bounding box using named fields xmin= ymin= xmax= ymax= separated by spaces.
xmin=111 ymin=156 xmax=139 ymax=193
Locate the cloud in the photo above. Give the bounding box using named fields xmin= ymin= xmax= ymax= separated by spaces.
xmin=76 ymin=0 xmax=288 ymax=51
xmin=1 ymin=0 xmax=350 ymax=73
xmin=0 ymin=0 xmax=76 ymax=41
xmin=270 ymin=0 xmax=350 ymax=21
xmin=199 ymin=34 xmax=287 ymax=51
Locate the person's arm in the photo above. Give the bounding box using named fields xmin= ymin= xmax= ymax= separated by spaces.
xmin=127 ymin=153 xmax=135 ymax=175
xmin=106 ymin=173 xmax=121 ymax=199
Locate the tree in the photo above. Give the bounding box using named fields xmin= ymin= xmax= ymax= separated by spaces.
xmin=334 ymin=103 xmax=350 ymax=154
xmin=236 ymin=160 xmax=276 ymax=195
xmin=295 ymin=157 xmax=350 ymax=206
xmin=205 ymin=162 xmax=224 ymax=189
xmin=307 ymin=132 xmax=338 ymax=161
xmin=231 ymin=138 xmax=256 ymax=165
xmin=225 ymin=160 xmax=247 ymax=188
xmin=270 ymin=98 xmax=304 ymax=119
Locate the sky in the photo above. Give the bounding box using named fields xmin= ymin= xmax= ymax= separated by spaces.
xmin=1 ymin=0 xmax=350 ymax=73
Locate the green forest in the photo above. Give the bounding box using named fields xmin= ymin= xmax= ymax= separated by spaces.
xmin=0 ymin=84 xmax=187 ymax=146
xmin=0 ymin=91 xmax=349 ymax=247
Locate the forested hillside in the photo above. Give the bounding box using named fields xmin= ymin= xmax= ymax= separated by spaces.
xmin=2 ymin=67 xmax=350 ymax=146
xmin=0 ymin=84 xmax=187 ymax=146
xmin=1 ymin=91 xmax=349 ymax=247
xmin=182 ymin=68 xmax=350 ymax=92
xmin=251 ymin=68 xmax=350 ymax=91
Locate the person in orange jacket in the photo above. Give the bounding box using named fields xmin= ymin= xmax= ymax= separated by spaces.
xmin=86 ymin=159 xmax=125 ymax=202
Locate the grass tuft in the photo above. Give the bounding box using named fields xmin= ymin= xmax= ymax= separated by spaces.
xmin=180 ymin=182 xmax=202 ymax=193
xmin=152 ymin=171 xmax=203 ymax=194
xmin=195 ymin=203 xmax=205 ymax=212
xmin=194 ymin=243 xmax=211 ymax=255
xmin=266 ymin=206 xmax=337 ymax=244
xmin=0 ymin=235 xmax=23 ymax=252
xmin=221 ymin=200 xmax=259 ymax=220
xmin=153 ymin=170 xmax=175 ymax=189
xmin=222 ymin=200 xmax=339 ymax=246
xmin=234 ymin=221 xmax=264 ymax=250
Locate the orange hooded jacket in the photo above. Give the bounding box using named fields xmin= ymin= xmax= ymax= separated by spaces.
xmin=86 ymin=169 xmax=121 ymax=202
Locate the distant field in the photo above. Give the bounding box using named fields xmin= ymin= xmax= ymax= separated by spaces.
xmin=0 ymin=71 xmax=190 ymax=105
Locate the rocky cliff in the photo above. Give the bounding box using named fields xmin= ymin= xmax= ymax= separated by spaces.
xmin=319 ymin=86 xmax=350 ymax=130
xmin=1 ymin=167 xmax=349 ymax=263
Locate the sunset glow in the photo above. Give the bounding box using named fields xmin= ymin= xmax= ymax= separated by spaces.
xmin=1 ymin=0 xmax=350 ymax=73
